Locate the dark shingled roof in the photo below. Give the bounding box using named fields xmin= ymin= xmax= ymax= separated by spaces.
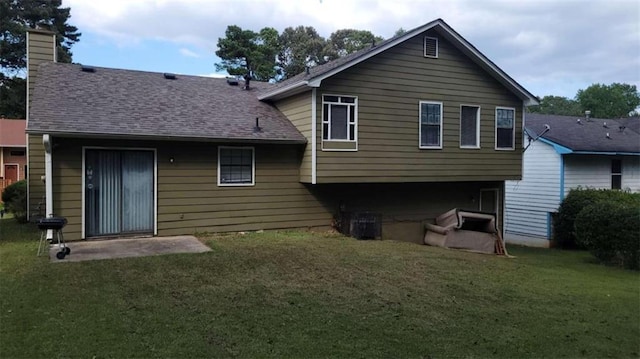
xmin=27 ymin=62 xmax=306 ymax=143
xmin=525 ymin=113 xmax=640 ymax=153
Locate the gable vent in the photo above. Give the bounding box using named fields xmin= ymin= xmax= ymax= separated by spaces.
xmin=424 ymin=36 xmax=438 ymax=58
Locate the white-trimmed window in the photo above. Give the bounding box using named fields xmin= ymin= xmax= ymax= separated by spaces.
xmin=611 ymin=159 xmax=622 ymax=190
xmin=495 ymin=107 xmax=515 ymax=150
xmin=424 ymin=36 xmax=438 ymax=58
xmin=322 ymin=95 xmax=357 ymax=141
xmin=218 ymin=146 xmax=255 ymax=186
xmin=419 ymin=101 xmax=443 ymax=149
xmin=460 ymin=105 xmax=480 ymax=148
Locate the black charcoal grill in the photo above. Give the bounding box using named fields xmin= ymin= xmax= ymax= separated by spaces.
xmin=38 ymin=217 xmax=70 ymax=259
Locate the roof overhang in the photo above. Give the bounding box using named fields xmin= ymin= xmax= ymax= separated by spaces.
xmin=25 ymin=130 xmax=308 ymax=145
xmin=259 ymin=19 xmax=539 ymax=106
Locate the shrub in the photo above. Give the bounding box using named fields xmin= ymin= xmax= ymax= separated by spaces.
xmin=1 ymin=180 xmax=27 ymax=223
xmin=575 ymin=200 xmax=640 ymax=270
xmin=554 ymin=188 xmax=640 ymax=249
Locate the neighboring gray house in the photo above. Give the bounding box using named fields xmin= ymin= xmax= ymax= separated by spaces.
xmin=505 ymin=113 xmax=640 ymax=247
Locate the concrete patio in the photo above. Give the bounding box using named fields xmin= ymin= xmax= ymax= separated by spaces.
xmin=47 ymin=235 xmax=211 ymax=262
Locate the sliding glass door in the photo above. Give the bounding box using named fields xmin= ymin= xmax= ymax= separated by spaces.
xmin=85 ymin=149 xmax=154 ymax=237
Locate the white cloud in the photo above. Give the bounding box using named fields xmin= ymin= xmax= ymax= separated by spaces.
xmin=199 ymin=72 xmax=227 ymax=78
xmin=179 ymin=48 xmax=200 ymax=58
xmin=62 ymin=0 xmax=640 ymax=98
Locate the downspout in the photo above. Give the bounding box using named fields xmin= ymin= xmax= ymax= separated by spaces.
xmin=559 ymin=154 xmax=565 ymax=201
xmin=311 ymin=88 xmax=317 ymax=184
xmin=43 ymin=135 xmax=53 ymax=239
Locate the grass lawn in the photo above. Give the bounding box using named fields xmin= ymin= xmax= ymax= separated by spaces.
xmin=1 ymin=218 xmax=638 ymax=358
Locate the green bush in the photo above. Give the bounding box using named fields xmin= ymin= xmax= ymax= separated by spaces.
xmin=1 ymin=180 xmax=27 ymax=223
xmin=575 ymin=200 xmax=640 ymax=270
xmin=554 ymin=188 xmax=640 ymax=249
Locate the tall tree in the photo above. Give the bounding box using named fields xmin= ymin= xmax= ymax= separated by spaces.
xmin=278 ymin=26 xmax=327 ymax=79
xmin=527 ymin=95 xmax=582 ymax=116
xmin=576 ymin=83 xmax=640 ymax=118
xmin=323 ymin=29 xmax=383 ymax=61
xmin=0 ymin=0 xmax=80 ymax=118
xmin=215 ymin=25 xmax=280 ymax=82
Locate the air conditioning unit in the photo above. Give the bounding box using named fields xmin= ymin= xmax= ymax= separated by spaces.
xmin=338 ymin=211 xmax=382 ymax=240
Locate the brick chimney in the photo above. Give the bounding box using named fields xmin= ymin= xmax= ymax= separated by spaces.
xmin=26 ymin=28 xmax=56 ymax=122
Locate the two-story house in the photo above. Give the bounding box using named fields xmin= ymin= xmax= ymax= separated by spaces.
xmin=26 ymin=19 xmax=537 ymax=242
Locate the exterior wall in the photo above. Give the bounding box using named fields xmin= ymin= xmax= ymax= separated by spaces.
xmin=42 ymin=137 xmax=504 ymax=243
xmin=311 ymin=181 xmax=505 ymax=244
xmin=312 ymin=28 xmax=523 ymax=183
xmin=564 ymin=154 xmax=640 ymax=195
xmin=46 ymin=138 xmax=332 ymax=240
xmin=273 ymin=91 xmax=313 ymax=182
xmin=27 ymin=135 xmax=46 ymax=218
xmin=504 ymin=140 xmax=561 ymax=246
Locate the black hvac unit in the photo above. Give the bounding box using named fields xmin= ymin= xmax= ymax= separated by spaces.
xmin=337 ymin=211 xmax=382 ymax=240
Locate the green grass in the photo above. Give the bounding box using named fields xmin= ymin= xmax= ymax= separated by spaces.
xmin=1 ymin=219 xmax=639 ymax=358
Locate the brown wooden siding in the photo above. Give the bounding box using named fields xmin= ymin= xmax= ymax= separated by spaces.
xmin=274 ymin=91 xmax=313 ymax=182
xmin=27 ymin=32 xmax=55 ymax=105
xmin=314 ymin=29 xmax=523 ymax=183
xmin=46 ymin=138 xmax=331 ymax=240
xmin=27 ymin=135 xmax=46 ymax=219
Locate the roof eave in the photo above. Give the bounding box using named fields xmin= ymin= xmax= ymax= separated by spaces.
xmin=257 ymin=81 xmax=311 ymax=101
xmin=25 ymin=129 xmax=307 ymax=145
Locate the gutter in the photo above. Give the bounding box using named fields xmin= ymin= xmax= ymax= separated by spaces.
xmin=257 ymin=81 xmax=312 ymax=101
xmin=25 ymin=130 xmax=308 ymax=145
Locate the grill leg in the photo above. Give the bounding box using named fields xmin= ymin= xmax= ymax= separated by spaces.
xmin=37 ymin=230 xmax=47 ymax=256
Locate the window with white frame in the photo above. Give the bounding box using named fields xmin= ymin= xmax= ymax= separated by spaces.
xmin=495 ymin=107 xmax=515 ymax=149
xmin=419 ymin=101 xmax=443 ymax=148
xmin=218 ymin=146 xmax=254 ymax=186
xmin=460 ymin=105 xmax=480 ymax=148
xmin=322 ymin=95 xmax=357 ymax=141
xmin=611 ymin=159 xmax=622 ymax=190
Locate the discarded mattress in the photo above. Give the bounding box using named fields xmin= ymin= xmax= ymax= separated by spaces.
xmin=424 ymin=208 xmax=508 ymax=255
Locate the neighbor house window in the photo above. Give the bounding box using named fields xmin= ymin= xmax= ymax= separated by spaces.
xmin=611 ymin=159 xmax=622 ymax=190
xmin=419 ymin=101 xmax=443 ymax=149
xmin=218 ymin=146 xmax=254 ymax=186
xmin=495 ymin=107 xmax=515 ymax=149
xmin=322 ymin=95 xmax=357 ymax=141
xmin=460 ymin=105 xmax=480 ymax=148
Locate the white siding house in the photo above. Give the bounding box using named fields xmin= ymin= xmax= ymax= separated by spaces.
xmin=505 ymin=114 xmax=640 ymax=247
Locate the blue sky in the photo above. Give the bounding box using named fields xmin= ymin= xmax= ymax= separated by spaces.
xmin=63 ymin=0 xmax=639 ymax=99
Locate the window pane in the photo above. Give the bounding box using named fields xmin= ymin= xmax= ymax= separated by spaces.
xmin=461 ymin=106 xmax=478 ymax=146
xmin=341 ymin=96 xmax=355 ymax=103
xmin=330 ymin=104 xmax=348 ymax=139
xmin=220 ymin=148 xmax=253 ymax=184
xmin=322 ymin=123 xmax=329 ymax=140
xmin=323 ymin=104 xmax=329 ymax=122
xmin=421 ymin=103 xmax=441 ymax=124
xmin=497 ymin=109 xmax=514 ymax=128
xmin=497 ymin=128 xmax=513 ymax=148
xmin=612 ymin=159 xmax=622 ymax=174
xmin=324 ymin=96 xmax=339 ymax=103
xmin=421 ymin=124 xmax=440 ymax=146
xmin=612 ymin=175 xmax=622 ymax=190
